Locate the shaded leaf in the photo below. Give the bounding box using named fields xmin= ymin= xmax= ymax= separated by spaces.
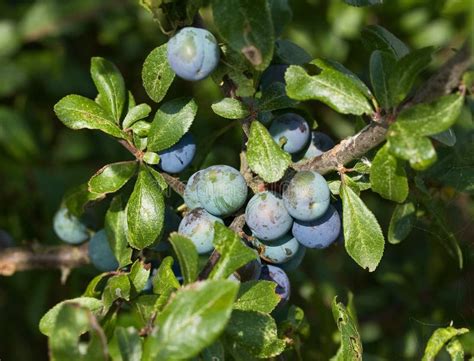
xmin=114 ymin=327 xmax=143 ymax=361
xmin=169 ymin=233 xmax=199 ymax=285
xmin=105 ymin=195 xmax=133 ymax=267
xmin=209 ymin=223 xmax=258 ymax=280
xmin=102 ymin=274 xmax=131 ymax=313
xmin=388 ymin=202 xmax=416 ymax=244
xmin=258 ymin=82 xmax=297 ymax=112
xmin=362 ymin=25 xmax=409 ymax=60
xmin=212 ymin=0 xmax=274 ymax=70
xmin=369 ymin=50 xmax=397 ymax=109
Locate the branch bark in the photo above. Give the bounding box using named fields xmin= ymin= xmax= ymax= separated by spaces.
xmin=0 ymin=243 xmax=89 ymax=276
xmin=293 ymin=41 xmax=471 ymax=175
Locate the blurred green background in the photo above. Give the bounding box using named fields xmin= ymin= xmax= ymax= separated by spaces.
xmin=0 ymin=0 xmax=472 ymax=360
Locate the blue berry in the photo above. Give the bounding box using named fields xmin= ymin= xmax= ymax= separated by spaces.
xmin=255 ymin=234 xmax=300 ymax=264
xmin=197 ymin=165 xmax=248 ymax=216
xmin=280 ymin=245 xmax=306 ymax=272
xmin=269 ymin=113 xmax=310 ymax=154
xmin=53 ymin=207 xmax=89 ymax=244
xmin=167 ymin=27 xmax=220 ymax=81
xmin=88 ymin=229 xmax=119 ymax=272
xmin=245 ymin=191 xmax=293 ymax=241
xmin=303 ymin=131 xmax=335 ymax=159
xmin=292 ymin=205 xmax=341 ymax=249
xmin=178 ymin=208 xmax=223 ymax=254
xmin=283 ymin=171 xmax=330 ymax=221
xmin=158 ymin=133 xmax=196 ymax=174
xmin=259 ymin=265 xmax=290 ymax=305
xmin=260 ymin=64 xmax=288 ymax=90
xmin=183 ymin=170 xmax=203 ymax=209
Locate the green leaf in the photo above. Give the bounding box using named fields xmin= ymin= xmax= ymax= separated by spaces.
xmin=49 ymin=303 xmax=108 ymax=361
xmin=88 ymin=161 xmax=137 ymax=195
xmin=247 ymin=121 xmax=292 ymax=183
xmin=422 ymin=327 xmax=469 ymax=361
xmin=369 ymin=50 xmax=397 ymax=109
xmin=269 ymin=0 xmax=292 ymax=37
xmin=132 ymin=295 xmax=159 ymax=326
xmin=392 ymin=94 xmax=464 ymax=137
xmin=234 ymin=280 xmax=280 ymax=313
xmin=370 ymin=144 xmax=408 ymax=203
xmin=83 ymin=273 xmax=109 ymax=298
xmin=130 ymin=120 xmax=151 ymax=137
xmin=54 ymin=95 xmax=125 ymax=138
xmin=129 ymin=260 xmax=151 ymax=294
xmin=340 ymin=176 xmax=385 ymax=271
xmin=122 ymin=103 xmax=152 ymax=129
xmin=344 ymin=0 xmax=382 ymax=6
xmin=102 ymin=274 xmax=131 ymax=313
xmin=387 ymin=125 xmax=437 ymax=170
xmin=225 ymin=310 xmax=285 ymax=358
xmin=142 ymin=44 xmax=175 ymax=103
xmin=212 ymin=46 xmax=257 ymax=98
xmin=39 ymin=297 xmax=103 ymax=337
xmin=127 ymin=165 xmax=165 ymax=249
xmin=211 ymin=98 xmax=250 ymax=119
xmin=114 ymin=327 xmax=143 ymax=361
xmin=142 ymin=280 xmax=238 ymax=361
xmin=105 ymin=195 xmax=133 ymax=267
xmin=212 ymin=0 xmax=274 ymax=70
xmin=90 ymin=57 xmax=126 ymax=123
xmin=147 ymin=97 xmax=197 ymax=152
xmin=387 ymin=94 xmax=464 ymax=170
xmin=63 ymin=183 xmax=105 ymax=217
xmin=446 ymin=338 xmax=465 ymax=361
xmin=143 ymin=151 xmax=160 ymax=165
xmin=274 ymin=39 xmax=312 ymax=65
xmin=389 ymin=47 xmax=434 ymax=105
xmin=169 ymin=233 xmax=199 ymax=285
xmin=258 ymin=82 xmax=297 ymax=112
xmin=331 ymin=297 xmax=363 ymax=361
xmin=285 ymin=59 xmax=374 ymax=115
xmin=388 ymin=202 xmax=416 ymax=244
xmin=153 ymin=256 xmax=180 ymax=297
xmin=209 ymin=223 xmax=258 ymax=280
xmin=322 ymin=59 xmax=374 ymax=100
xmin=362 ymin=25 xmax=410 ymax=60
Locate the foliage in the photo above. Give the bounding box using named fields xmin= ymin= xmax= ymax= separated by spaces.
xmin=0 ymin=0 xmax=472 ymax=360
